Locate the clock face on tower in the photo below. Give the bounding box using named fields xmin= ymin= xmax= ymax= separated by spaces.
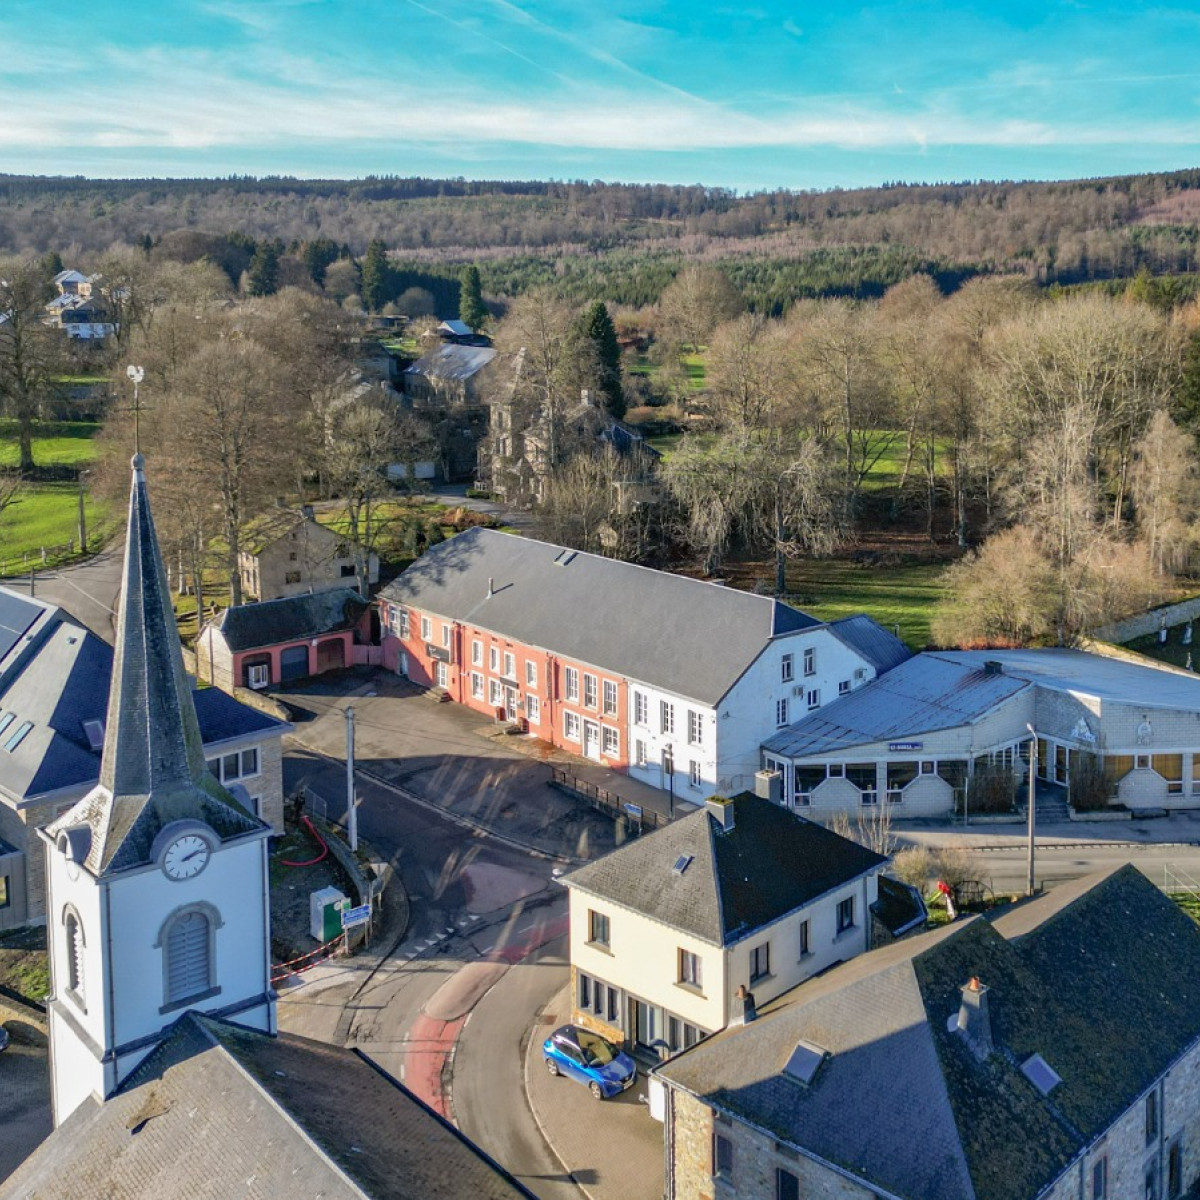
xmin=162 ymin=833 xmax=211 ymax=880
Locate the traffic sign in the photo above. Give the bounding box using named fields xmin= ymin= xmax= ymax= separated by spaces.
xmin=341 ymin=904 xmax=371 ymax=929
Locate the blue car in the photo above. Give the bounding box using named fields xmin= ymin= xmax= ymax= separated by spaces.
xmin=543 ymin=1024 xmax=637 ymax=1100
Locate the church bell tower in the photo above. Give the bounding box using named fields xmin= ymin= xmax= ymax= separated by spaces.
xmin=43 ymin=454 xmax=276 ymax=1126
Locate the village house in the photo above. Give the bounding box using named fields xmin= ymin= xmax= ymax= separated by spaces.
xmin=237 ymin=507 xmax=377 ymax=602
xmin=402 ymin=341 xmax=499 ymax=407
xmin=376 ymin=528 xmax=909 ymax=801
xmin=197 ymin=587 xmax=375 ymax=694
xmin=563 ymin=792 xmax=886 ymax=1057
xmin=652 ymin=864 xmax=1200 ymax=1200
xmin=761 ymin=647 xmax=1200 ymax=819
xmin=0 ymin=587 xmax=288 ymax=930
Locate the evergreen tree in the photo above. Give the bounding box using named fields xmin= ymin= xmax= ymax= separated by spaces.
xmin=246 ymin=242 xmax=279 ymax=296
xmin=302 ymin=237 xmax=341 ymax=288
xmin=361 ymin=240 xmax=391 ymax=313
xmin=578 ymin=300 xmax=624 ymax=417
xmin=459 ymin=264 xmax=487 ymax=330
xmin=40 ymin=250 xmax=63 ymax=278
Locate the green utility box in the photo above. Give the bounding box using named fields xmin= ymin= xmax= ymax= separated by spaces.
xmin=310 ymin=886 xmax=348 ymax=942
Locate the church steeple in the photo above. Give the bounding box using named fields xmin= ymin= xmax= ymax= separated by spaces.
xmin=68 ymin=453 xmax=260 ymax=876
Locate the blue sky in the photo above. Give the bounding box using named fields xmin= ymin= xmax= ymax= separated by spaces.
xmin=1 ymin=0 xmax=1198 ymax=190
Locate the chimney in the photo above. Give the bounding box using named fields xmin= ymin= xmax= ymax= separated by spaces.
xmin=707 ymin=795 xmax=735 ymax=833
xmin=487 ymin=577 xmax=494 ymax=598
xmin=954 ymin=978 xmax=993 ymax=1059
xmin=983 ymin=660 xmax=1003 ymax=676
xmin=733 ymin=983 xmax=757 ymax=1024
xmin=301 ymin=504 xmax=315 ymax=521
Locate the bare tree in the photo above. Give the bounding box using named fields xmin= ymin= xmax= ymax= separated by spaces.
xmin=0 ymin=257 xmax=59 ymax=473
xmin=656 ymin=265 xmax=743 ymax=356
xmin=1130 ymin=408 xmax=1200 ymax=574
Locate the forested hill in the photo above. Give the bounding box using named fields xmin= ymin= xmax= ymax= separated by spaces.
xmin=5 ymin=168 xmax=1200 ymax=309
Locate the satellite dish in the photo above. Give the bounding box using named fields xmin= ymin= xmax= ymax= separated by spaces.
xmin=126 ymin=365 xmax=145 ymax=384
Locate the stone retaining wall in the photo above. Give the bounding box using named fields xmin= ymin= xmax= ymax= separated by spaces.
xmin=1093 ymin=595 xmax=1200 ymax=644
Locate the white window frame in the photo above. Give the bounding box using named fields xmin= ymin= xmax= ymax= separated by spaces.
xmin=471 ymin=672 xmax=484 ymax=699
xmin=602 ymin=725 xmax=619 ymax=757
xmin=781 ymin=653 xmax=794 ymax=683
xmin=689 ymin=759 xmax=702 ymax=788
xmin=441 ymin=623 xmax=452 ymax=648
xmin=803 ymin=647 xmax=816 ymax=676
xmin=490 ymin=646 xmax=499 ymax=672
xmin=420 ymin=615 xmax=432 ymax=641
xmin=602 ymin=679 xmax=618 ymax=716
xmin=435 ymin=661 xmax=448 ymax=687
xmin=398 ymin=608 xmax=409 ymax=639
xmin=634 ymin=691 xmax=648 ymax=726
xmin=583 ymin=673 xmax=598 ymax=709
xmin=526 ymin=694 xmax=541 ymax=724
xmin=661 ymin=701 xmax=675 ymax=734
xmin=776 ymin=698 xmax=788 ymax=727
xmin=489 ymin=679 xmax=502 ymax=706
xmin=472 ymin=639 xmax=483 ymax=666
xmin=687 ymin=709 xmax=703 ymax=746
xmin=564 ymin=711 xmax=581 ymax=741
xmin=526 ymin=660 xmax=538 ymax=688
xmin=806 ymin=688 xmax=820 ymax=710
xmin=838 ymin=679 xmax=851 ymax=695
xmin=504 ymin=651 xmax=516 ymax=679
xmin=635 ymin=738 xmax=648 ymax=767
xmin=565 ymin=666 xmax=580 ymax=702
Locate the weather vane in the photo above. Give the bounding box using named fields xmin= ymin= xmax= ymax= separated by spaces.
xmin=126 ymin=365 xmax=146 ymax=455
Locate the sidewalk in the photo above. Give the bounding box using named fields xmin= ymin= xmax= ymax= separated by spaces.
xmin=523 ymin=984 xmax=664 ymax=1200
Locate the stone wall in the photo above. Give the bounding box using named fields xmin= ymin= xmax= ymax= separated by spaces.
xmin=668 ymin=1090 xmax=877 ymax=1200
xmin=1093 ymin=595 xmax=1200 ymax=645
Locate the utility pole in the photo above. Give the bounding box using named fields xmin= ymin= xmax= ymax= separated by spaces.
xmin=345 ymin=705 xmax=358 ymax=852
xmin=77 ymin=478 xmax=87 ymax=555
xmin=1026 ymin=723 xmax=1037 ymax=897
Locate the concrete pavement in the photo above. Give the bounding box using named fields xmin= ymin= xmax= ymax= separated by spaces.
xmin=523 ymin=983 xmax=665 ymax=1200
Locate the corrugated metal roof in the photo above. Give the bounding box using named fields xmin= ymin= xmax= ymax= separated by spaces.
xmin=941 ymin=647 xmax=1200 ymax=711
xmin=379 ymin=528 xmax=818 ymax=705
xmin=762 ymin=652 xmax=1029 ymax=758
xmin=403 ymin=343 xmax=496 ymax=383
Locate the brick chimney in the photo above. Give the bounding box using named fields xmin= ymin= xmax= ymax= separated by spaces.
xmin=733 ymin=983 xmax=757 ymax=1024
xmin=954 ymin=977 xmax=993 ymax=1059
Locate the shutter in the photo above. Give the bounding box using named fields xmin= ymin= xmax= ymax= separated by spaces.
xmin=167 ymin=912 xmax=210 ymax=1002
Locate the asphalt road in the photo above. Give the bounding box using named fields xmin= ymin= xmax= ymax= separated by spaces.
xmin=5 ymin=540 xmax=125 ymax=643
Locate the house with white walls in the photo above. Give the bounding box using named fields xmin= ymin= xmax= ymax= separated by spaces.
xmin=562 ymin=792 xmax=886 ymax=1057
xmin=378 ymin=529 xmax=910 ymax=801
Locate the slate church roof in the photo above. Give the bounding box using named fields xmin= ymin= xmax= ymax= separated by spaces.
xmin=3 ymin=1012 xmax=535 ymax=1199
xmin=656 ymin=865 xmax=1200 ymax=1200
xmin=45 ymin=455 xmax=264 ymax=876
xmin=564 ymin=793 xmax=886 ymax=946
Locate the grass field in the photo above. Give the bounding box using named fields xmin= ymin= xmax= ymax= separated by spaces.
xmin=782 ymin=556 xmax=948 ymax=648
xmin=0 ymin=420 xmax=113 ymax=573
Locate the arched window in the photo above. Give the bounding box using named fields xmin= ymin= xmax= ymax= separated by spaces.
xmin=63 ymin=907 xmax=85 ymax=1007
xmin=156 ymin=903 xmax=223 ymax=1009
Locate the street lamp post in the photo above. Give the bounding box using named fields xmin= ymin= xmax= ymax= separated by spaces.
xmin=1026 ymin=723 xmax=1037 ymax=896
xmin=664 ymin=750 xmax=675 ymax=820
xmin=345 ymin=705 xmax=358 ymax=852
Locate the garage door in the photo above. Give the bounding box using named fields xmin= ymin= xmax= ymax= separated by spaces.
xmin=279 ymin=644 xmax=310 ymax=683
xmin=316 ymin=639 xmax=345 ymax=673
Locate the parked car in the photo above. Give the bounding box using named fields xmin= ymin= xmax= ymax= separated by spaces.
xmin=543 ymin=1024 xmax=636 ymax=1100
xmin=0 ymin=1026 xmax=8 ymax=1052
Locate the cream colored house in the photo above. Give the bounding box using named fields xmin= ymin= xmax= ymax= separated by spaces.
xmin=238 ymin=508 xmax=378 ymax=602
xmin=563 ymin=793 xmax=885 ymax=1057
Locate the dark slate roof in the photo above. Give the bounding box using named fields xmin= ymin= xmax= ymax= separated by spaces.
xmin=0 ymin=590 xmax=44 ymax=665
xmin=564 ymin=793 xmax=886 ymax=946
xmin=872 ymin=874 xmax=928 ymax=936
xmin=827 ymin=614 xmax=912 ymax=674
xmin=2 ymin=1013 xmax=535 ymax=1200
xmin=657 ymin=865 xmax=1200 ymax=1200
xmin=45 ymin=456 xmax=264 ymax=876
xmin=379 ymin=528 xmax=819 ymax=705
xmin=0 ymin=611 xmax=285 ymax=804
xmin=213 ymin=588 xmax=369 ymax=653
xmin=762 ymin=652 xmax=1030 ymax=759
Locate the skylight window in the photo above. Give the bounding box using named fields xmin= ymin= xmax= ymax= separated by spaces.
xmin=672 ymin=854 xmax=693 ymax=876
xmin=782 ymin=1039 xmax=827 ymax=1086
xmin=82 ymin=719 xmax=105 ymax=752
xmin=1021 ymin=1053 xmax=1062 ymax=1096
xmin=0 ymin=713 xmax=13 ymax=739
xmin=4 ymin=721 xmax=32 ymax=752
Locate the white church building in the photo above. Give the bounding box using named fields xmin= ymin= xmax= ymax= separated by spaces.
xmin=41 ymin=453 xmax=276 ymax=1125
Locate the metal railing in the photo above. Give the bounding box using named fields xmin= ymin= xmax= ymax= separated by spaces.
xmin=549 ymin=766 xmax=667 ymax=832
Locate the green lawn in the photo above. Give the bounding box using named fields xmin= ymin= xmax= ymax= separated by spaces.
xmin=0 ymin=420 xmax=111 ymax=574
xmin=782 ymin=556 xmax=948 ymax=648
xmin=0 ymin=419 xmax=102 ymax=469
